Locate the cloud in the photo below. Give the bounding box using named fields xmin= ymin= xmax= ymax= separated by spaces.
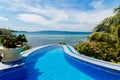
xmin=16 ymin=14 xmax=53 ymax=25
xmin=73 ymin=9 xmax=113 ymax=24
xmin=89 ymin=0 xmax=104 ymax=9
xmin=15 ymin=7 xmax=113 ymax=31
xmin=0 ymin=16 xmax=8 ymax=21
xmin=0 ymin=0 xmax=116 ymax=31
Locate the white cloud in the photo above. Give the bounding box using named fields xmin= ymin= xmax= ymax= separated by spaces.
xmin=16 ymin=14 xmax=53 ymax=25
xmin=0 ymin=16 xmax=8 ymax=21
xmin=15 ymin=7 xmax=113 ymax=31
xmin=13 ymin=0 xmax=114 ymax=31
xmin=89 ymin=0 xmax=104 ymax=9
xmin=73 ymin=9 xmax=113 ymax=24
xmin=0 ymin=0 xmax=115 ymax=31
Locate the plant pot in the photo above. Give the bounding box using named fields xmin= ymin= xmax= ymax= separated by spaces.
xmin=0 ymin=47 xmax=23 ymax=62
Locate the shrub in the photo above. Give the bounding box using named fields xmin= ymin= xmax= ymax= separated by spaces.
xmin=1 ymin=34 xmax=27 ymax=48
xmin=0 ymin=34 xmax=31 ymax=51
xmin=59 ymin=42 xmax=67 ymax=45
xmin=74 ymin=41 xmax=120 ymax=63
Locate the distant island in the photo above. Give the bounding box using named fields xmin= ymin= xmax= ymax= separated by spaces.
xmin=12 ymin=30 xmax=91 ymax=35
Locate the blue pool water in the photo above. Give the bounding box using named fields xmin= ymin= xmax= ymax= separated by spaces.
xmin=25 ymin=46 xmax=94 ymax=80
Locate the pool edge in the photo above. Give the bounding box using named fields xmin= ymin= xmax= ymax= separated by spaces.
xmin=63 ymin=45 xmax=120 ymax=72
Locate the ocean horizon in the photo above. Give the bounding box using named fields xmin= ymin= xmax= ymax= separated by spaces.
xmin=14 ymin=31 xmax=90 ymax=48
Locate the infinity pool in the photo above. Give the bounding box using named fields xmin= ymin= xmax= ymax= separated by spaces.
xmin=25 ymin=46 xmax=94 ymax=80
xmin=1 ymin=45 xmax=120 ymax=80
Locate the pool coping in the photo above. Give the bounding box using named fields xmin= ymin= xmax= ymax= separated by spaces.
xmin=63 ymin=45 xmax=120 ymax=72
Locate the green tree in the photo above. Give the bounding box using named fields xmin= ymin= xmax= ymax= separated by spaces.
xmin=74 ymin=6 xmax=120 ymax=63
xmin=88 ymin=6 xmax=120 ymax=60
xmin=88 ymin=6 xmax=120 ymax=55
xmin=114 ymin=6 xmax=120 ymax=13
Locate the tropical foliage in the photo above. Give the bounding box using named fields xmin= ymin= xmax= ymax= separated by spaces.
xmin=89 ymin=6 xmax=120 ymax=53
xmin=74 ymin=41 xmax=120 ymax=63
xmin=92 ymin=6 xmax=120 ymax=33
xmin=74 ymin=6 xmax=120 ymax=63
xmin=59 ymin=42 xmax=67 ymax=45
xmin=1 ymin=34 xmax=26 ymax=48
xmin=0 ymin=28 xmax=31 ymax=50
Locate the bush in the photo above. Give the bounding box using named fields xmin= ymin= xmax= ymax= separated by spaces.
xmin=22 ymin=43 xmax=31 ymax=51
xmin=1 ymin=34 xmax=27 ymax=48
xmin=0 ymin=34 xmax=31 ymax=51
xmin=74 ymin=41 xmax=120 ymax=63
xmin=59 ymin=42 xmax=67 ymax=45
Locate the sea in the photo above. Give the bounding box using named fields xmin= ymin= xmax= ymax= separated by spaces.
xmin=14 ymin=32 xmax=90 ymax=48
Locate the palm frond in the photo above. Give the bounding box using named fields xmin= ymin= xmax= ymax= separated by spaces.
xmin=88 ymin=32 xmax=118 ymax=44
xmin=114 ymin=6 xmax=120 ymax=13
xmin=93 ymin=8 xmax=120 ymax=33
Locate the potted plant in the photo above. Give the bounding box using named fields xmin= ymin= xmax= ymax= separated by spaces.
xmin=0 ymin=34 xmax=30 ymax=62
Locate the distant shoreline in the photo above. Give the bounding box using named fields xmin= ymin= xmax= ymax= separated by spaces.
xmin=12 ymin=30 xmax=91 ymax=35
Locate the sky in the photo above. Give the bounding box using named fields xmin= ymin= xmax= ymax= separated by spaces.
xmin=0 ymin=0 xmax=119 ymax=32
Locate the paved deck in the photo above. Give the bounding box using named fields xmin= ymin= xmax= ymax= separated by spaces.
xmin=0 ymin=58 xmax=25 ymax=70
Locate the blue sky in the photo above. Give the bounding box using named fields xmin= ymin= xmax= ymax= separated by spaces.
xmin=0 ymin=0 xmax=119 ymax=31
